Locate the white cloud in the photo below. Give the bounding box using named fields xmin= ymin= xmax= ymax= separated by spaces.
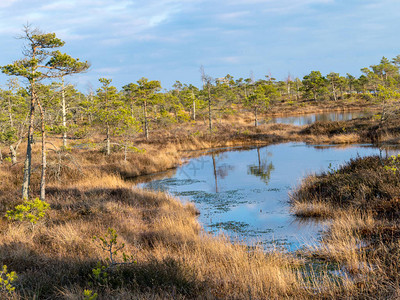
xmin=0 ymin=0 xmax=18 ymax=8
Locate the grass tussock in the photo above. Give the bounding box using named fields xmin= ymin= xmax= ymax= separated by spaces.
xmin=0 ymin=162 xmax=367 ymax=299
xmin=292 ymin=154 xmax=400 ymax=299
xmin=3 ymin=111 xmax=400 ymax=298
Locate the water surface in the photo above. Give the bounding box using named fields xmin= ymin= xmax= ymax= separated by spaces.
xmin=267 ymin=111 xmax=373 ymax=126
xmin=138 ymin=143 xmax=389 ymax=251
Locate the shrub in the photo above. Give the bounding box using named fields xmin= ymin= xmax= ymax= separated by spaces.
xmin=0 ymin=265 xmax=17 ymax=295
xmin=5 ymin=198 xmax=50 ymax=226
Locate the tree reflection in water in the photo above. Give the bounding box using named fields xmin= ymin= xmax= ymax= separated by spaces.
xmin=247 ymin=147 xmax=274 ymax=185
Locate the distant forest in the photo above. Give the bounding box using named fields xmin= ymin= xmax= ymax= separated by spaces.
xmin=1 ymin=28 xmax=400 ymax=172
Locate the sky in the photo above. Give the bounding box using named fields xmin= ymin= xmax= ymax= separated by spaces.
xmin=0 ymin=0 xmax=399 ymax=92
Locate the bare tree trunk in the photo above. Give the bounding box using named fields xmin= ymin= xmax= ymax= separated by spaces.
xmin=10 ymin=145 xmax=17 ymax=164
xmin=22 ymin=83 xmax=36 ymax=200
xmin=10 ymin=139 xmax=22 ymax=165
xmin=144 ymin=100 xmax=149 ymax=140
xmin=331 ymin=82 xmax=337 ymax=101
xmin=37 ymin=100 xmax=46 ymax=201
xmin=0 ymin=148 xmax=3 ymax=164
xmin=124 ymin=144 xmax=127 ymax=162
xmin=61 ymin=77 xmax=67 ymax=148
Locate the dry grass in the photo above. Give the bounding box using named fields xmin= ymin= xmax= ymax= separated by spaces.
xmin=3 ymin=111 xmax=400 ymax=298
xmin=291 ymin=154 xmax=400 ymax=299
xmin=291 ymin=199 xmax=335 ymax=218
xmin=0 ymin=158 xmax=366 ymax=299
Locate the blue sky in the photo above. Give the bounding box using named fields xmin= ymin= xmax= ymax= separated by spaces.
xmin=0 ymin=0 xmax=399 ymax=92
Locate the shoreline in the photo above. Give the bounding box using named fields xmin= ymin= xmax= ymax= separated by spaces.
xmin=1 ymin=105 xmax=400 ymax=299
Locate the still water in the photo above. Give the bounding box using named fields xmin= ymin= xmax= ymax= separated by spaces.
xmin=138 ymin=142 xmax=389 ymax=251
xmin=268 ymin=111 xmax=373 ymax=126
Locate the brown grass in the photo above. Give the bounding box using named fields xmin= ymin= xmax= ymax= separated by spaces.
xmin=291 ymin=154 xmax=400 ymax=299
xmin=3 ymin=110 xmax=400 ymax=299
xmin=0 ymin=156 xmax=365 ymax=299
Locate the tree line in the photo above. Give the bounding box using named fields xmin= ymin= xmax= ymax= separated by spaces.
xmin=1 ymin=27 xmax=400 ymax=201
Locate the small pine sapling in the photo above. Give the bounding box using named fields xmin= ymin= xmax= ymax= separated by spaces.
xmin=6 ymin=198 xmax=50 ymax=230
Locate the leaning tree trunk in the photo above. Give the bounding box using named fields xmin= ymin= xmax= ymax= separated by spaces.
xmin=22 ymin=83 xmax=36 ymax=200
xmin=37 ymin=100 xmax=47 ymax=201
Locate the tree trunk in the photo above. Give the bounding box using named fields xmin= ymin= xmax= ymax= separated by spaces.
xmin=61 ymin=77 xmax=67 ymax=148
xmin=144 ymin=100 xmax=149 ymax=140
xmin=37 ymin=100 xmax=46 ymax=201
xmin=332 ymin=83 xmax=337 ymax=101
xmin=22 ymin=83 xmax=36 ymax=200
xmin=0 ymin=148 xmax=3 ymax=164
xmin=106 ymin=123 xmax=111 ymax=155
xmin=9 ymin=145 xmax=17 ymax=164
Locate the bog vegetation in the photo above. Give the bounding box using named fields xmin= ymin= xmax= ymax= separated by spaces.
xmin=1 ymin=26 xmax=400 ymax=299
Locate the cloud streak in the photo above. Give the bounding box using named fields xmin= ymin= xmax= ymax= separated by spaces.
xmin=0 ymin=0 xmax=400 ymax=90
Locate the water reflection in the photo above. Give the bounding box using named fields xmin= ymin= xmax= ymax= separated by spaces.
xmin=138 ymin=142 xmax=393 ymax=251
xmin=267 ymin=111 xmax=373 ymax=126
xmin=247 ymin=147 xmax=275 ymax=185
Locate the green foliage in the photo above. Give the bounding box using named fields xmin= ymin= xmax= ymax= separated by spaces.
xmin=6 ymin=198 xmax=50 ymax=225
xmin=0 ymin=265 xmax=17 ymax=295
xmin=1 ymin=27 xmax=88 ymax=82
xmin=128 ymin=146 xmax=145 ymax=153
xmin=93 ymin=228 xmax=135 ymax=268
xmin=90 ymin=228 xmax=136 ymax=290
xmin=90 ymin=262 xmax=109 ymax=287
xmin=73 ymin=127 xmax=89 ymax=139
xmin=384 ymin=154 xmax=400 ymax=174
xmin=83 ymin=289 xmax=98 ymax=300
xmin=302 ymin=71 xmax=329 ymax=100
xmin=377 ymin=84 xmax=400 ymax=101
